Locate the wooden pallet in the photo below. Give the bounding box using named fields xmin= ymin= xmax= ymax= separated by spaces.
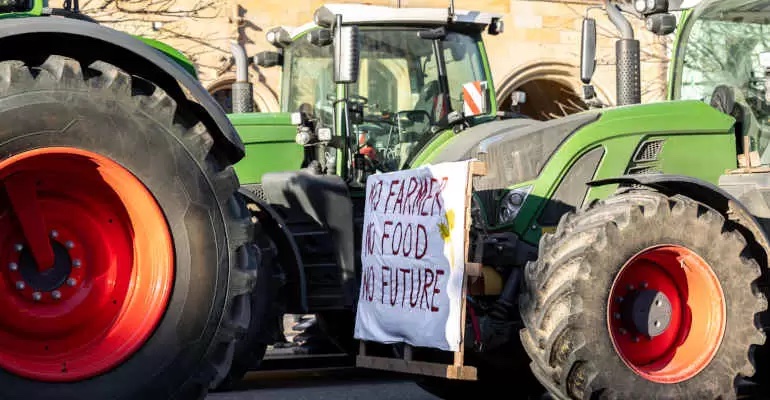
xmin=355 ymin=160 xmax=487 ymax=381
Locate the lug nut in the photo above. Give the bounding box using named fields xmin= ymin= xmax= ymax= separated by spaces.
xmin=641 ymin=281 xmax=648 ymax=289
xmin=50 ymin=230 xmax=58 ymax=238
xmin=51 ymin=290 xmax=62 ymax=300
xmin=15 ymin=281 xmax=24 ymax=290
xmin=633 ymin=336 xmax=640 ymax=343
xmin=65 ymin=241 xmax=74 ymax=249
xmin=616 ymin=296 xmax=624 ymax=302
xmin=32 ymin=292 xmax=41 ymax=301
xmin=8 ymin=262 xmax=17 ymax=271
xmin=72 ymin=259 xmax=81 ymax=268
xmin=614 ymin=313 xmax=621 ymax=320
xmin=14 ymin=243 xmax=23 ymax=252
xmin=66 ymin=278 xmax=77 ymax=287
xmin=627 ymin=284 xmax=635 ymax=291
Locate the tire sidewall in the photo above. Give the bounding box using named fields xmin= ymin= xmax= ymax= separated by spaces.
xmin=576 ymin=200 xmax=757 ymax=396
xmin=0 ymin=87 xmax=231 ymax=399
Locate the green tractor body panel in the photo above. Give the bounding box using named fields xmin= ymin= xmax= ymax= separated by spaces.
xmin=136 ymin=36 xmax=198 ymax=78
xmin=231 ymin=112 xmax=303 ymax=185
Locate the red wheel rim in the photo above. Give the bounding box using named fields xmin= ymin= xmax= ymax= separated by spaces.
xmin=607 ymin=245 xmax=726 ymax=383
xmin=0 ymin=147 xmax=174 ymax=382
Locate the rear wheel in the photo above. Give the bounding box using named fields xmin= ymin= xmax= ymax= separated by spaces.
xmin=0 ymin=55 xmax=258 ymax=399
xmin=520 ymin=189 xmax=767 ymax=399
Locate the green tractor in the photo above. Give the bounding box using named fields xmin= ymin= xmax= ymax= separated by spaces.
xmin=223 ymin=0 xmax=770 ymax=398
xmin=0 ymin=0 xmax=261 ymax=399
xmin=225 ymin=0 xmax=512 ymax=373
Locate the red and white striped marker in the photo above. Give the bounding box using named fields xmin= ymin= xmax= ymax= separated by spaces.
xmin=462 ymin=81 xmax=488 ymax=116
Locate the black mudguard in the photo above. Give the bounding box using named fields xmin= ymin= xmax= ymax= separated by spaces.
xmin=261 ymin=171 xmax=357 ymax=311
xmin=0 ymin=16 xmax=245 ymax=162
xmin=589 ymin=174 xmax=770 ymax=256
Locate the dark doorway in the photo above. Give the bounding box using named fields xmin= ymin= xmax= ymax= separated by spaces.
xmin=499 ymin=78 xmax=588 ymax=121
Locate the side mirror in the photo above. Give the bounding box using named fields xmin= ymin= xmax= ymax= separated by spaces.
xmin=461 ymin=80 xmax=490 ymax=117
xmin=580 ymin=17 xmax=597 ymax=84
xmin=254 ymin=51 xmax=283 ymax=68
xmin=332 ymin=15 xmax=360 ymax=84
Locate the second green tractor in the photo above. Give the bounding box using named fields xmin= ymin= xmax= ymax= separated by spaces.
xmin=222 ymin=0 xmax=770 ymax=398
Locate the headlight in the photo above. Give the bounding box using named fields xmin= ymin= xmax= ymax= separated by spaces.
xmin=295 ymin=126 xmax=313 ymax=145
xmin=498 ymin=185 xmax=532 ymax=224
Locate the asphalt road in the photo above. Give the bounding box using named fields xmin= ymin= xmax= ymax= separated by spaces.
xmin=207 ymin=368 xmax=440 ymax=400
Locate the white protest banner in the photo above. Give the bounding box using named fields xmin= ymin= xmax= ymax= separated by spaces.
xmin=353 ymin=160 xmax=471 ymax=352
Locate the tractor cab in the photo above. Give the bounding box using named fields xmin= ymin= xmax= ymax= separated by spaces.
xmin=670 ymin=0 xmax=770 ymax=166
xmin=257 ymin=3 xmax=504 ymax=181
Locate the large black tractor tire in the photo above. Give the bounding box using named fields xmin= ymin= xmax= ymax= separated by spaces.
xmin=520 ymin=188 xmax=767 ymax=399
xmin=211 ymin=189 xmax=281 ymax=391
xmin=0 ymin=55 xmax=259 ymax=400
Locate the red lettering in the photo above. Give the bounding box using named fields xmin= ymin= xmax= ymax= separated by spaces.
xmin=390 ymin=267 xmax=398 ymax=306
xmin=402 ymin=224 xmax=413 ymax=257
xmin=365 ymin=222 xmax=376 ymax=256
xmin=394 ymin=180 xmax=406 ymax=214
xmin=391 ymin=222 xmax=403 ymax=255
xmin=420 ymin=268 xmax=434 ymax=309
xmin=404 ymin=177 xmax=418 ymax=214
xmin=420 ymin=178 xmax=437 ymax=216
xmin=415 ymin=224 xmax=428 ymax=260
xmin=400 ymin=268 xmax=410 ymax=307
xmin=409 ymin=268 xmax=422 ymax=308
xmin=431 ymin=269 xmax=444 ymax=312
xmin=369 ymin=180 xmax=383 ymax=212
xmin=431 ymin=177 xmax=449 ymax=216
xmin=381 ymin=266 xmax=390 ymax=305
xmin=381 ymin=220 xmax=393 ymax=252
xmin=384 ymin=180 xmax=400 ymax=214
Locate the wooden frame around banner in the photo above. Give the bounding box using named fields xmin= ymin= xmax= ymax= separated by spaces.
xmin=355 ymin=160 xmax=487 ymax=381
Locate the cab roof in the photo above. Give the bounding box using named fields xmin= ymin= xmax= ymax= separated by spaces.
xmin=313 ymin=3 xmax=502 ymax=29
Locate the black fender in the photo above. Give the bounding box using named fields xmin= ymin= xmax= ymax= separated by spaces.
xmin=588 ymin=174 xmax=770 ymax=259
xmin=0 ymin=16 xmax=245 ymax=162
xmin=237 ymin=187 xmax=308 ymax=313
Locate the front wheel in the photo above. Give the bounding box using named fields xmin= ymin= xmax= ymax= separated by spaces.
xmin=0 ymin=55 xmax=256 ymax=399
xmin=520 ymin=189 xmax=767 ymax=399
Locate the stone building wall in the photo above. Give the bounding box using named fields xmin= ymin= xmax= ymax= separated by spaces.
xmin=81 ymin=0 xmax=674 ymax=117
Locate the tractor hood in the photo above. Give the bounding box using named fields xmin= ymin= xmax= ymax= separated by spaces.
xmin=427 ymin=111 xmax=602 ymax=221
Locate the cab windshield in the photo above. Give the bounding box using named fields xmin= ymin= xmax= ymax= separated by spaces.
xmin=282 ymin=26 xmax=487 ymax=170
xmin=674 ymin=0 xmax=770 ymax=157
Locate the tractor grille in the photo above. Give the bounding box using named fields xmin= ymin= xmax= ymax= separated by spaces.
xmin=633 ymin=140 xmax=664 ymax=163
xmin=241 ymin=183 xmax=266 ymax=201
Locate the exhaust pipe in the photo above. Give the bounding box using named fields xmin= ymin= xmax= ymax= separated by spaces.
xmin=230 ymin=40 xmax=254 ymax=113
xmin=605 ymin=1 xmax=641 ymax=106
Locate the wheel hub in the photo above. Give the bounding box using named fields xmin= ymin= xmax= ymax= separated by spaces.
xmin=5 ymin=230 xmax=84 ymax=303
xmin=18 ymin=238 xmax=73 ymax=292
xmin=619 ymin=288 xmax=672 ymax=338
xmin=607 ymin=245 xmax=726 ymax=384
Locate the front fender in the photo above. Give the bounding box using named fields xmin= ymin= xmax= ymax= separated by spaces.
xmin=0 ymin=16 xmax=245 ymax=162
xmin=588 ymin=174 xmax=770 ymax=258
